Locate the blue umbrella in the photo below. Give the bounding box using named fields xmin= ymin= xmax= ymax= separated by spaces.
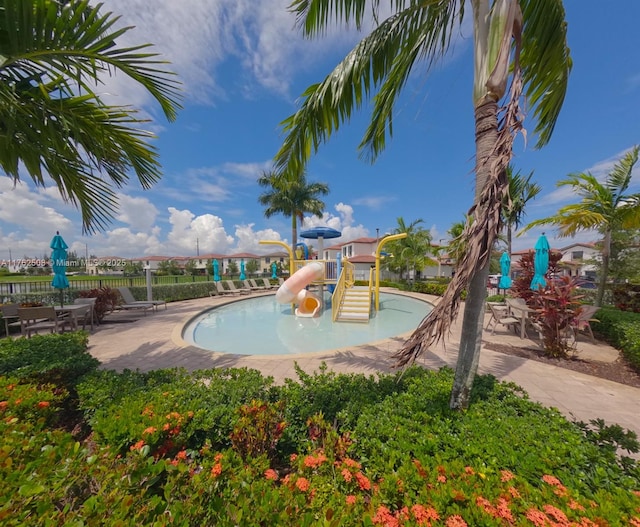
xmin=50 ymin=231 xmax=69 ymax=307
xmin=530 ymin=233 xmax=550 ymax=290
xmin=271 ymin=262 xmax=277 ymax=279
xmin=239 ymin=259 xmax=246 ymax=280
xmin=212 ymin=259 xmax=221 ymax=282
xmin=498 ymin=252 xmax=512 ymax=289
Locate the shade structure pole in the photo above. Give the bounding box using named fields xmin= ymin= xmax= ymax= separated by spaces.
xmin=146 ymin=267 xmax=153 ymax=301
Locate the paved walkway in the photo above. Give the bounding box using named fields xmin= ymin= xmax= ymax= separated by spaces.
xmin=87 ymin=291 xmax=640 ymax=439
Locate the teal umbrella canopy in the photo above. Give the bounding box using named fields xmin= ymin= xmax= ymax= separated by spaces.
xmin=498 ymin=252 xmax=512 ymax=289
xmin=530 ymin=234 xmax=550 ymax=290
xmin=239 ymin=260 xmax=246 ymax=280
xmin=271 ymin=262 xmax=277 ymax=279
xmin=212 ymin=259 xmax=221 ymax=282
xmin=50 ymin=231 xmax=69 ymax=306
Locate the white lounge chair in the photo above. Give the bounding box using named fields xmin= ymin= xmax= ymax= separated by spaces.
xmin=260 ymin=278 xmax=277 ymax=289
xmin=246 ymin=279 xmax=267 ymax=291
xmin=215 ymin=281 xmax=236 ymax=296
xmin=224 ymin=280 xmax=251 ymax=295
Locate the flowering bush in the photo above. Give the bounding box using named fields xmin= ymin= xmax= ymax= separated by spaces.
xmin=0 ymin=362 xmax=638 ymax=524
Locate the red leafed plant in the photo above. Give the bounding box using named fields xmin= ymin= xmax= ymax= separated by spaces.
xmin=529 ymin=276 xmax=585 ymax=358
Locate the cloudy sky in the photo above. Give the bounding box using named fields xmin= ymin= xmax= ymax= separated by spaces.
xmin=1 ymin=0 xmax=639 ymax=261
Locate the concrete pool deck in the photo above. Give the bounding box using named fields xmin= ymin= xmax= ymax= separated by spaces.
xmin=87 ymin=290 xmax=640 ymax=440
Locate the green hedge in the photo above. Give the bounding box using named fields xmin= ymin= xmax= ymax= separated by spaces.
xmin=592 ymin=307 xmax=640 ymax=371
xmin=126 ymin=281 xmax=219 ymax=302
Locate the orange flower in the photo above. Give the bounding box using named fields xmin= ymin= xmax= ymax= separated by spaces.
xmin=142 ymin=426 xmax=157 ymax=435
xmin=629 ymin=517 xmax=640 ymax=527
xmin=525 ymin=508 xmax=549 ymax=527
xmin=411 ymin=504 xmax=439 ymax=526
xmin=175 ymin=450 xmax=187 ymax=461
xmin=567 ymin=499 xmax=585 ymax=511
xmin=343 ymin=457 xmax=361 ymax=469
xmin=355 ymin=472 xmax=371 ymax=491
xmin=508 ymin=486 xmax=521 ymax=498
xmin=372 ymin=505 xmax=399 ymax=527
xmin=295 ymin=477 xmax=310 ymax=492
xmin=500 ymin=469 xmax=515 ymax=482
xmin=341 ymin=468 xmax=352 ymax=482
xmin=437 ymin=475 xmax=447 ymax=483
xmin=345 ymin=495 xmax=356 ymax=505
xmin=264 ymin=469 xmax=278 ymax=481
xmin=0 ymin=401 xmax=8 ymax=410
xmin=543 ymin=504 xmax=568 ymax=523
xmin=130 ymin=440 xmax=146 ymax=451
xmin=303 ymin=453 xmax=327 ymax=468
xmin=290 ymin=453 xmax=298 ymax=463
xmin=444 ymin=515 xmax=467 ymax=527
xmin=464 ymin=466 xmax=475 ymax=475
xmin=37 ymin=401 xmax=50 ymax=408
xmin=210 ymin=463 xmax=222 ymax=478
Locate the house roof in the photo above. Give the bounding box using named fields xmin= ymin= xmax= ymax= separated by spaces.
xmin=348 ymin=255 xmax=376 ymax=264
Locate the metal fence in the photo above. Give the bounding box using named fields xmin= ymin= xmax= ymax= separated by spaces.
xmin=0 ymin=275 xmax=212 ymax=296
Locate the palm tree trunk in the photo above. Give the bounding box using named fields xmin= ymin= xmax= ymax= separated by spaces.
xmin=449 ymin=99 xmax=497 ymax=410
xmin=595 ymin=230 xmax=611 ymax=307
xmin=291 ymin=216 xmax=298 ymax=256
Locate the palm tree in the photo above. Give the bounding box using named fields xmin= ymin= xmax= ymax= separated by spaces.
xmin=257 ymin=170 xmax=329 ymax=253
xmin=386 ymin=217 xmax=431 ymax=280
xmin=502 ymin=166 xmax=541 ymax=255
xmin=0 ymin=0 xmax=181 ymax=233
xmin=523 ymin=145 xmax=640 ymax=307
xmin=274 ymin=0 xmax=570 ymax=409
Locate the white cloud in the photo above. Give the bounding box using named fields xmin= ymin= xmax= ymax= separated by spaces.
xmin=165 ymin=207 xmax=235 ymax=255
xmin=352 ymin=195 xmax=397 ymax=210
xmin=301 ymin=202 xmax=369 ymax=246
xmin=116 ymin=194 xmax=159 ymax=231
xmin=234 ymin=224 xmax=283 ymax=253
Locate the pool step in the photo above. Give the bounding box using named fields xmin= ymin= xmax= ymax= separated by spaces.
xmin=336 ymin=286 xmax=371 ymax=323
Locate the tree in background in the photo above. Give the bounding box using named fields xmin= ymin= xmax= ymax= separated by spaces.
xmin=605 ymin=230 xmax=640 ymax=284
xmin=245 ymin=259 xmax=260 ymax=276
xmin=385 ymin=217 xmax=432 ymax=281
xmin=184 ymin=260 xmax=198 ymax=276
xmin=502 ymin=166 xmax=541 ymax=255
xmin=226 ymin=260 xmax=239 ymax=276
xmin=0 ymin=0 xmax=181 ymax=233
xmin=258 ymin=170 xmax=329 ymax=254
xmin=273 ymin=0 xmax=571 ymax=409
xmin=157 ymin=260 xmax=182 ymax=276
xmin=524 ymin=146 xmax=640 ymax=307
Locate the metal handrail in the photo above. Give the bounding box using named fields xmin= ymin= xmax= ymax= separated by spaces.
xmin=331 ymin=267 xmax=347 ymax=321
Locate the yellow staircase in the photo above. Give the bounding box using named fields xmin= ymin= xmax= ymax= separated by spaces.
xmin=335 ymin=285 xmax=371 ymax=323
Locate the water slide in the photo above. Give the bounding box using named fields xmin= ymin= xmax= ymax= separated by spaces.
xmin=275 ymin=262 xmax=324 ymax=318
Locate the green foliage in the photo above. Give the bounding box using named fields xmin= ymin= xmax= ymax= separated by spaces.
xmin=592 ymin=307 xmax=640 ymax=371
xmin=486 ymin=294 xmax=506 ymax=303
xmin=128 ymin=282 xmax=217 ymax=302
xmin=1 ymin=365 xmax=639 ymax=524
xmin=78 ymin=286 xmax=118 ymax=321
xmin=613 ymin=283 xmax=640 ymax=313
xmin=78 ymin=367 xmax=275 ymax=455
xmin=0 ymin=333 xmax=98 ymax=387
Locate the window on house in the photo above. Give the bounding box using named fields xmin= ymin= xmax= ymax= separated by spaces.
xmin=571 ymin=251 xmax=583 ymax=260
xmin=265 ymin=257 xmax=271 ymax=264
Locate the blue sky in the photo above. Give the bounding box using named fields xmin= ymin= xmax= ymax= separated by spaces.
xmin=1 ymin=0 xmax=639 ymax=260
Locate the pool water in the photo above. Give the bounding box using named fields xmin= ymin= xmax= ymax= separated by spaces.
xmin=182 ymin=292 xmax=432 ymax=356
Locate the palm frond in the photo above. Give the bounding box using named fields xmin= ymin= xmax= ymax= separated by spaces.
xmin=606 ymin=146 xmax=639 ymax=198
xmin=275 ymin=1 xmax=462 ymax=174
xmin=519 ymin=0 xmax=571 ymax=147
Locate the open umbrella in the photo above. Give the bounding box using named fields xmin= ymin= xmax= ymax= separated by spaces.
xmin=530 ymin=233 xmax=550 ymax=290
xmin=498 ymin=252 xmax=512 ymax=290
xmin=50 ymin=231 xmax=69 ymax=307
xmin=271 ymin=262 xmax=277 ymax=279
xmin=212 ymin=259 xmax=221 ymax=282
xmin=239 ymin=259 xmax=246 ymax=280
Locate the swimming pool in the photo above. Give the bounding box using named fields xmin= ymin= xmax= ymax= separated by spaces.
xmin=182 ymin=292 xmax=432 ymax=356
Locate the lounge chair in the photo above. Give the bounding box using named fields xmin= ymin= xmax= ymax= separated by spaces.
xmin=246 ymin=279 xmax=267 ymax=291
xmin=215 ymin=281 xmax=236 ymax=296
xmin=260 ymin=278 xmax=277 ymax=289
xmin=117 ymin=287 xmax=167 ymax=311
xmin=18 ymin=306 xmax=73 ymax=337
xmin=224 ymin=280 xmax=251 ymax=295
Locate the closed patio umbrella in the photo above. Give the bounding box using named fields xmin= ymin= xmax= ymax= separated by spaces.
xmin=212 ymin=259 xmax=221 ymax=281
xmin=498 ymin=252 xmax=512 ymax=290
xmin=530 ymin=233 xmax=550 ymax=290
xmin=239 ymin=259 xmax=246 ymax=280
xmin=271 ymin=262 xmax=277 ymax=279
xmin=50 ymin=231 xmax=69 ymax=307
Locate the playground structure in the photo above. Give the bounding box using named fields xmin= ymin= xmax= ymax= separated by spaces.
xmin=261 ymin=230 xmax=407 ymax=323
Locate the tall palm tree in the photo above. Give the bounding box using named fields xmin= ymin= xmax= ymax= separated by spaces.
xmin=386 ymin=217 xmax=431 ymax=280
xmin=0 ymin=0 xmax=181 ymax=233
xmin=502 ymin=166 xmax=541 ymax=255
xmin=523 ymin=145 xmax=640 ymax=307
xmin=273 ymin=0 xmax=571 ymax=409
xmin=257 ymin=170 xmax=329 ymax=253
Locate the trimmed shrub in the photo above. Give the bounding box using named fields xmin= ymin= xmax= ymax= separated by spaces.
xmin=592 ymin=307 xmax=640 ymax=371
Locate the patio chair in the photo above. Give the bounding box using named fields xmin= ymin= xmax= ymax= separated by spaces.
xmin=18 ymin=306 xmax=73 ymax=337
xmin=73 ymin=298 xmax=98 ymax=330
xmin=486 ymin=303 xmax=519 ymax=335
xmin=1 ymin=303 xmax=22 ymax=338
xmin=117 ymin=287 xmax=167 ymax=311
xmin=224 ymin=280 xmax=251 ymax=295
xmin=572 ymin=305 xmax=599 ymax=342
